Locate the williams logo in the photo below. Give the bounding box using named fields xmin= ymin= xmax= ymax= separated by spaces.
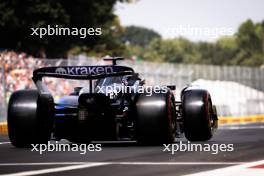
xmin=55 ymin=66 xmax=114 ymax=75
xmin=55 ymin=68 xmax=67 ymax=74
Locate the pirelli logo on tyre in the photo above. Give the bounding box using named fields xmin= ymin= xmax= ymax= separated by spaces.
xmin=55 ymin=66 xmax=114 ymax=75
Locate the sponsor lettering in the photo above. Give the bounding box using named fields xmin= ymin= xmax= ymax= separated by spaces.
xmin=55 ymin=66 xmax=113 ymax=75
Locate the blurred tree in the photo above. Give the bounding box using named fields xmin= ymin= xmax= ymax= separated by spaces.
xmin=236 ymin=20 xmax=262 ymax=53
xmin=234 ymin=19 xmax=264 ymax=66
xmin=144 ymin=38 xmax=200 ymax=63
xmin=196 ymin=36 xmax=238 ymax=65
xmin=0 ymin=0 xmax=129 ymax=57
xmin=0 ymin=0 xmax=69 ymax=57
xmin=123 ymin=44 xmax=144 ymax=59
xmin=215 ymin=37 xmax=238 ymax=65
xmin=196 ymin=42 xmax=215 ymax=64
xmin=120 ymin=26 xmax=161 ymax=47
xmin=124 ymin=19 xmax=264 ymax=66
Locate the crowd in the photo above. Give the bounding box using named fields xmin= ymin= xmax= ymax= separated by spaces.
xmin=0 ymin=51 xmax=74 ymax=104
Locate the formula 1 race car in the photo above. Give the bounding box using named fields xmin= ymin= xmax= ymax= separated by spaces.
xmin=8 ymin=57 xmax=218 ymax=147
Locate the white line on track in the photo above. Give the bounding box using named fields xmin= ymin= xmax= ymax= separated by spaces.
xmin=0 ymin=163 xmax=109 ymax=176
xmin=0 ymin=162 xmax=87 ymax=166
xmin=219 ymin=126 xmax=264 ymax=130
xmin=218 ymin=123 xmax=264 ymax=130
xmin=183 ymin=160 xmax=264 ymax=176
xmin=0 ymin=162 xmax=245 ymax=176
xmin=111 ymin=162 xmax=245 ymax=165
xmin=0 ymin=142 xmax=10 ymax=145
xmin=0 ymin=161 xmax=245 ymax=166
xmin=0 ymin=161 xmax=252 ymax=176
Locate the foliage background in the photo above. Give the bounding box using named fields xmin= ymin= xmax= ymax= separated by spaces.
xmin=0 ymin=0 xmax=263 ymax=66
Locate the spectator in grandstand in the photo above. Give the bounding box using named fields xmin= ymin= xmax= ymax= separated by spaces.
xmin=0 ymin=50 xmax=73 ymax=103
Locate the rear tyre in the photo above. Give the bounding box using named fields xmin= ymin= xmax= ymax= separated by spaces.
xmin=8 ymin=90 xmax=53 ymax=147
xmin=135 ymin=91 xmax=176 ymax=145
xmin=182 ymin=89 xmax=213 ymax=141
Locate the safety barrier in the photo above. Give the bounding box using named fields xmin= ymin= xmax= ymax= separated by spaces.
xmin=218 ymin=115 xmax=264 ymax=125
xmin=0 ymin=122 xmax=7 ymax=135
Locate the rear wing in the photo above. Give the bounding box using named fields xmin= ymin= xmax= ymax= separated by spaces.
xmin=33 ymin=65 xmax=134 ymax=80
xmin=32 ymin=65 xmax=134 ymax=93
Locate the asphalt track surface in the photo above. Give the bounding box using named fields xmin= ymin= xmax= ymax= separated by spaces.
xmin=0 ymin=123 xmax=263 ymax=176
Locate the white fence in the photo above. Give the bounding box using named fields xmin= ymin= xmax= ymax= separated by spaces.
xmin=0 ymin=67 xmax=6 ymax=122
xmin=126 ymin=62 xmax=264 ymax=117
